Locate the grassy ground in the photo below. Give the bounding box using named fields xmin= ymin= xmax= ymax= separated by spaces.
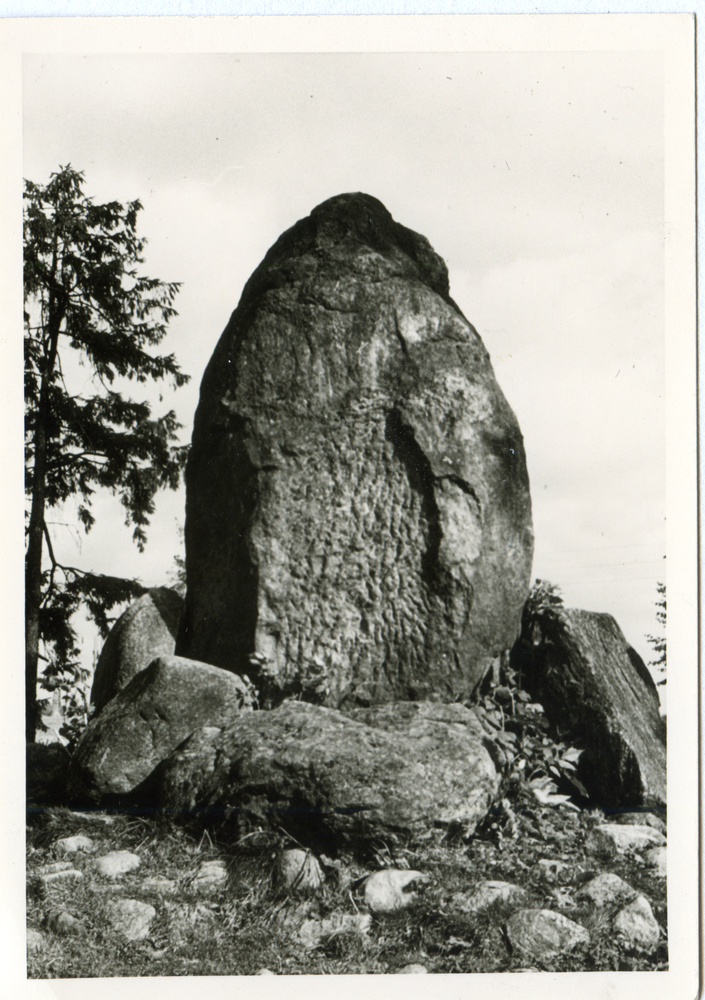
xmin=26 ymin=795 xmax=668 ymax=978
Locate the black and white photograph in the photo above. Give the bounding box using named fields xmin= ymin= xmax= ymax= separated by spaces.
xmin=4 ymin=11 xmax=698 ymax=997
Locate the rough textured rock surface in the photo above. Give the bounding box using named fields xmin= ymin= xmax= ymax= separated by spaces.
xmin=512 ymin=606 xmax=666 ymax=808
xmin=505 ymin=909 xmax=590 ymax=960
xmin=67 ymin=655 xmax=252 ymax=804
xmin=91 ymin=588 xmax=184 ymax=712
xmin=152 ymin=700 xmax=502 ymax=845
xmin=178 ymin=193 xmax=533 ymax=706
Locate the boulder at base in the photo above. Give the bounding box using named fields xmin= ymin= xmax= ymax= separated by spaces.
xmin=177 ymin=192 xmax=533 ymax=707
xmin=68 ymin=655 xmax=252 ymax=805
xmin=512 ymin=606 xmax=666 ymax=808
xmin=152 ymin=700 xmax=501 ymax=845
xmin=91 ymin=588 xmax=184 ymax=713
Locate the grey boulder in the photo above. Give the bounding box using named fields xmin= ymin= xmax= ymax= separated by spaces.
xmin=91 ymin=588 xmax=184 ymax=712
xmin=152 ymin=700 xmax=501 ymax=844
xmin=68 ymin=655 xmax=252 ymax=804
xmin=178 ymin=192 xmax=533 ymax=707
xmin=513 ymin=606 xmax=666 ymax=808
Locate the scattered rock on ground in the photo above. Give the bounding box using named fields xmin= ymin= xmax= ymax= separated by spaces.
xmin=26 ymin=928 xmax=45 ymax=953
xmin=506 ymin=909 xmax=590 ymax=960
xmin=35 ymin=861 xmax=75 ymax=876
xmin=190 ymin=860 xmax=228 ymax=893
xmin=91 ymin=587 xmax=184 ymax=713
xmin=575 ymin=872 xmax=637 ymax=910
xmin=299 ymin=913 xmax=372 ymax=950
xmin=535 ymin=859 xmax=569 ymax=881
xmin=67 ymin=811 xmax=116 ymax=826
xmin=39 ymin=869 xmax=83 ymax=887
xmin=154 ymin=700 xmax=501 ymax=844
xmin=276 ymin=849 xmax=324 ymax=891
xmin=178 ymin=192 xmax=533 ymax=706
xmin=93 ymin=851 xmax=141 ymax=877
xmin=396 ymin=964 xmax=429 ymax=974
xmin=644 ymin=847 xmax=667 ymax=877
xmin=613 ymin=895 xmax=660 ymax=951
xmin=451 ymin=880 xmax=531 ymax=914
xmin=45 ymin=909 xmax=86 ymax=936
xmin=104 ymin=899 xmax=156 ymax=942
xmin=612 ymin=812 xmax=666 ymax=834
xmin=55 ymin=835 xmax=96 ymax=856
xmin=142 ymin=876 xmax=177 ymax=894
xmin=513 ymin=606 xmax=666 ymax=808
xmin=68 ymin=655 xmax=253 ymax=804
xmin=364 ymin=869 xmax=430 ymax=914
xmin=586 ymin=824 xmax=665 ymax=857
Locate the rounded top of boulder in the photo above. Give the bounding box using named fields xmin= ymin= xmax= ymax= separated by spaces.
xmin=241 ymin=191 xmax=452 ymax=307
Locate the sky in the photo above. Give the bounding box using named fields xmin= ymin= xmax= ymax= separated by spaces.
xmin=23 ymin=49 xmax=666 ymax=686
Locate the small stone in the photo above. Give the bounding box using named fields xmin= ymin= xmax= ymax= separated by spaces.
xmin=575 ymin=872 xmax=637 ymax=910
xmin=35 ymin=861 xmax=75 ymax=876
xmin=644 ymin=846 xmax=667 ymax=877
xmin=191 ymin=859 xmax=228 ymax=892
xmin=26 ymin=928 xmax=45 ymax=953
xmin=104 ymin=898 xmax=156 ymax=941
xmin=276 ymin=849 xmax=324 ymax=891
xmin=612 ymin=812 xmax=666 ymax=834
xmin=93 ymin=851 xmax=141 ymax=877
xmin=142 ymin=876 xmax=177 ymax=894
xmin=586 ymin=824 xmax=665 ymax=857
xmin=613 ymin=895 xmax=660 ymax=951
xmin=299 ymin=913 xmax=372 ymax=950
xmin=67 ymin=810 xmax=116 ymax=826
xmin=535 ymin=859 xmax=569 ymax=881
xmin=451 ymin=880 xmax=531 ymax=914
xmin=55 ymin=834 xmax=96 ymax=856
xmin=45 ymin=909 xmax=86 ymax=936
xmin=396 ymin=964 xmax=429 ymax=974
xmin=40 ymin=869 xmax=83 ymax=886
xmin=363 ymin=869 xmax=430 ymax=914
xmin=256 ymin=969 xmax=276 ymax=975
xmin=506 ymin=909 xmax=590 ymax=960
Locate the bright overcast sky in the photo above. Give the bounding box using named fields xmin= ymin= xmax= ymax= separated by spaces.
xmin=23 ymin=49 xmax=665 ymax=676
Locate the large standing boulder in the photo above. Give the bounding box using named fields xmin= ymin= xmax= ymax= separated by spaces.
xmin=512 ymin=606 xmax=666 ymax=808
xmin=68 ymin=655 xmax=252 ymax=804
xmin=152 ymin=700 xmax=502 ymax=845
xmin=91 ymin=588 xmax=184 ymax=713
xmin=177 ymin=193 xmax=533 ymax=707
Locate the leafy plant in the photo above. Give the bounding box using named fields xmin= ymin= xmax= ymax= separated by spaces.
xmin=24 ymin=164 xmax=189 ymax=741
xmin=470 ymin=580 xmax=588 ymax=827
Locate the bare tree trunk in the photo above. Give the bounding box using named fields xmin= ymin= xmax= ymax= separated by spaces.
xmin=25 ymin=307 xmax=61 ymax=742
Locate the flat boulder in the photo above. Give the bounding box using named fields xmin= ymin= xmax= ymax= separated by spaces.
xmin=91 ymin=588 xmax=184 ymax=712
xmin=152 ymin=700 xmax=501 ymax=845
xmin=67 ymin=655 xmax=252 ymax=804
xmin=512 ymin=606 xmax=666 ymax=808
xmin=177 ymin=192 xmax=533 ymax=707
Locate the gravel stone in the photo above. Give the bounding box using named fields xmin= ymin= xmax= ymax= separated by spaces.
xmin=93 ymin=851 xmax=141 ymax=877
xmin=363 ymin=869 xmax=430 ymax=914
xmin=104 ymin=898 xmax=156 ymax=941
xmin=55 ymin=834 xmax=96 ymax=856
xmin=506 ymin=909 xmax=590 ymax=960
